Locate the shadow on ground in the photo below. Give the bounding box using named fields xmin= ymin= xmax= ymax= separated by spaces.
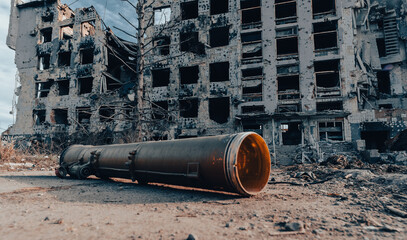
xmin=0 ymin=174 xmax=240 ymax=205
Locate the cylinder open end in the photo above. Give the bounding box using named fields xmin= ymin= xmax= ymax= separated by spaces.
xmin=227 ymin=132 xmax=271 ymax=196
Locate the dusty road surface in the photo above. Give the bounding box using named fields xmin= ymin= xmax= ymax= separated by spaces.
xmin=0 ymin=164 xmax=407 ymax=240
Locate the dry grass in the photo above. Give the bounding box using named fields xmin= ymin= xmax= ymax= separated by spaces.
xmin=0 ymin=141 xmax=58 ymax=172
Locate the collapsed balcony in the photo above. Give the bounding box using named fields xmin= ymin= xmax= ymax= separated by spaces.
xmin=319 ymin=121 xmax=343 ymax=141
xmin=243 ymin=83 xmax=263 ymax=102
xmin=314 ymin=59 xmax=341 ymax=98
xmin=242 ymin=67 xmax=263 ymax=81
xmin=278 ymin=75 xmax=300 ymax=100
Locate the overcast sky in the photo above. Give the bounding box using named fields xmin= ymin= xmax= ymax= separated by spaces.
xmin=0 ymin=0 xmax=137 ymax=132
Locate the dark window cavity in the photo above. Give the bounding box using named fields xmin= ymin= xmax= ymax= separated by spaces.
xmin=181 ymin=1 xmax=198 ymax=20
xmin=33 ymin=110 xmax=46 ymax=125
xmin=210 ymin=26 xmax=229 ymax=48
xmin=276 ymin=36 xmax=298 ymax=56
xmin=52 ymin=109 xmax=69 ymax=125
xmin=377 ymin=71 xmax=391 ymax=95
xmin=40 ymin=28 xmax=52 ymax=43
xmin=57 ymin=79 xmax=69 ymax=96
xmin=312 ymin=0 xmax=336 ymax=18
xmin=210 ymin=62 xmax=229 ymax=82
xmin=35 ymin=79 xmax=54 ymax=98
xmin=209 ymin=97 xmax=230 ymax=124
xmin=80 ymin=48 xmax=94 ymax=64
xmin=180 ymin=66 xmax=199 ymax=84
xmin=180 ymin=98 xmax=199 ymax=118
xmin=58 ymin=51 xmax=71 ymax=67
xmin=152 ymin=101 xmax=169 ymax=120
xmin=38 ymin=54 xmax=51 ymax=70
xmin=154 ymin=36 xmax=171 ymax=56
xmin=281 ymin=122 xmax=302 ymax=145
xmin=78 ymin=77 xmax=93 ymax=94
xmin=242 ymin=67 xmax=263 ymax=79
xmin=275 ymin=0 xmax=297 ymax=24
xmin=152 ymin=68 xmax=170 ymax=87
xmin=313 ymin=21 xmax=338 ymax=50
xmin=211 ymin=0 xmax=228 ymax=15
xmin=241 ymin=0 xmax=261 ymax=25
xmin=241 ymin=31 xmax=261 ymax=44
xmin=180 ymin=31 xmax=199 ymax=52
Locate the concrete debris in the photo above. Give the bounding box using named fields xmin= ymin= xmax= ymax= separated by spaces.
xmin=386 ymin=206 xmax=407 ymax=218
xmin=293 ymin=172 xmax=316 ymax=180
xmin=386 ymin=129 xmax=407 ymax=151
xmin=321 ymin=155 xmax=349 ymax=169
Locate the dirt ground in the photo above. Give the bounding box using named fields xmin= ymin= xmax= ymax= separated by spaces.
xmin=0 ymin=162 xmax=407 ymax=240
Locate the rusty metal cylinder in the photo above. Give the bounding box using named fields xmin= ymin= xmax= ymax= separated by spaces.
xmin=58 ymin=132 xmax=271 ymax=196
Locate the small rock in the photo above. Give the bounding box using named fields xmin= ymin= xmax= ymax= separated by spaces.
xmin=43 ymin=217 xmax=49 ymax=221
xmin=54 ymin=218 xmax=63 ymax=224
xmin=285 ymin=222 xmax=304 ymax=231
xmin=312 ymin=229 xmax=324 ymax=235
xmin=225 ymin=222 xmax=230 ymax=228
xmin=238 ymin=227 xmax=247 ymax=231
xmin=186 ymin=233 xmax=196 ymax=240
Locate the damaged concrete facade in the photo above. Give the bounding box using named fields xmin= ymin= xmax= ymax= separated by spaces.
xmin=138 ymin=0 xmax=407 ymax=161
xmin=4 ymin=0 xmax=407 ymax=159
xmin=6 ymin=0 xmax=137 ymax=144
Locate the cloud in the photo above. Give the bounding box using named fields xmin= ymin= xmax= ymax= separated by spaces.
xmin=0 ymin=2 xmax=16 ymax=131
xmin=63 ymin=0 xmax=138 ymax=41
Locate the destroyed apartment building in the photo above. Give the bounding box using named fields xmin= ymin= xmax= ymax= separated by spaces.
xmin=4 ymin=0 xmax=407 ymax=163
xmin=5 ymin=0 xmax=138 ymax=144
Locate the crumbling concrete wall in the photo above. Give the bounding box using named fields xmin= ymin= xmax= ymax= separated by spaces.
xmin=6 ymin=0 xmax=137 ymax=144
xmin=138 ymin=0 xmax=407 ymax=156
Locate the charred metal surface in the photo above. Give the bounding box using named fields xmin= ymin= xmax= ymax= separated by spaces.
xmin=57 ymin=132 xmax=271 ymax=196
